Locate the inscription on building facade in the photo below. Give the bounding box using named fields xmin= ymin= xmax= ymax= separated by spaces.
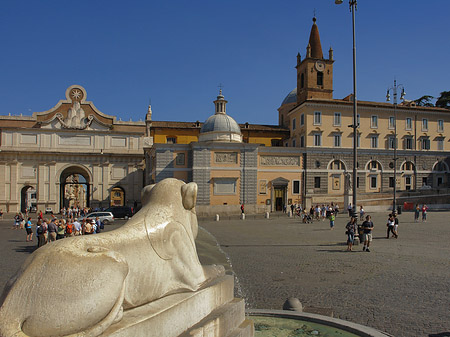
xmin=215 ymin=152 xmax=238 ymax=164
xmin=260 ymin=156 xmax=300 ymax=166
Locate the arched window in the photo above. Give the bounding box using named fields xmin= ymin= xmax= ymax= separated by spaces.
xmin=329 ymin=160 xmax=346 ymax=170
xmin=368 ymin=160 xmax=381 ymax=170
xmin=401 ymin=161 xmax=415 ymax=171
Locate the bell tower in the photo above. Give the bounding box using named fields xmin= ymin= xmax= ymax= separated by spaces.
xmin=296 ymin=17 xmax=334 ymax=104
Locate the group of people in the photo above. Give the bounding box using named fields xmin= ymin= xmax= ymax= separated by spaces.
xmin=289 ymin=203 xmax=340 ymax=224
xmin=345 ymin=206 xmax=403 ymax=252
xmin=414 ymin=204 xmax=428 ymax=222
xmin=345 ymin=212 xmax=374 ymax=252
xmin=14 ymin=213 xmax=104 ymax=247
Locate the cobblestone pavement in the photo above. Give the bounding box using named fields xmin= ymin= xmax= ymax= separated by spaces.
xmin=1 ymin=213 xmax=449 ymax=337
xmin=199 ymin=212 xmax=450 ymax=337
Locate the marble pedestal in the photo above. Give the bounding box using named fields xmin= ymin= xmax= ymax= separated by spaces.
xmin=99 ymin=275 xmax=254 ymax=337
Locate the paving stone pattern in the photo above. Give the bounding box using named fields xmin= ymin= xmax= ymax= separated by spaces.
xmin=1 ymin=213 xmax=449 ymax=337
xmin=200 ymin=212 xmax=450 ymax=337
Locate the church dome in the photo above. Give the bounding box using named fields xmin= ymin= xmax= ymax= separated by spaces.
xmin=281 ymin=88 xmax=297 ymax=106
xmin=199 ymin=90 xmax=242 ymax=143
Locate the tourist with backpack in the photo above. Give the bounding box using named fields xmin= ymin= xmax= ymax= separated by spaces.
xmin=65 ymin=221 xmax=74 ymax=237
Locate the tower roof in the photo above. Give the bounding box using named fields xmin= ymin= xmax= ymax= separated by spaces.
xmin=308 ymin=17 xmax=323 ymax=59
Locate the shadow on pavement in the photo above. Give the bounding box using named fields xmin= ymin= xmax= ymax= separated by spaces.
xmin=14 ymin=245 xmax=37 ymax=254
xmin=429 ymin=333 xmax=450 ymax=337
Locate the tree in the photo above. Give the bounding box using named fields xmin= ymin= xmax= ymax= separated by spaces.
xmin=436 ymin=91 xmax=450 ymax=109
xmin=414 ymin=95 xmax=434 ymax=107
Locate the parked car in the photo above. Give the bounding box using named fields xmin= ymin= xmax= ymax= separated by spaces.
xmin=106 ymin=206 xmax=133 ymax=219
xmin=84 ymin=212 xmax=114 ymax=225
xmin=45 ymin=207 xmax=53 ymax=214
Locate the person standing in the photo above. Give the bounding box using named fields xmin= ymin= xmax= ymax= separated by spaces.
xmin=56 ymin=219 xmax=66 ymax=240
xmin=25 ymin=217 xmax=33 ymax=242
xmin=73 ymin=218 xmax=82 ymax=236
xmin=347 ymin=203 xmax=352 ymax=216
xmin=414 ymin=204 xmax=420 ymax=222
xmin=361 ymin=215 xmax=374 ymax=252
xmin=345 ymin=217 xmax=357 ymax=251
xmin=47 ymin=219 xmax=58 ymax=242
xmin=393 ymin=212 xmax=399 ymax=238
xmin=421 ymin=204 xmax=428 ymax=222
xmin=240 ymin=203 xmax=244 ymax=214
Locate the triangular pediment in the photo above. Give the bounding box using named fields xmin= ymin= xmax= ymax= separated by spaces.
xmin=271 ymin=177 xmax=290 ymax=186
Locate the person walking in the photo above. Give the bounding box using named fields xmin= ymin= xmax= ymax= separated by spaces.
xmin=56 ymin=219 xmax=66 ymax=240
xmin=329 ymin=212 xmax=335 ymax=230
xmin=361 ymin=215 xmax=374 ymax=252
xmin=240 ymin=203 xmax=244 ymax=214
xmin=359 ymin=205 xmax=365 ymax=221
xmin=386 ymin=214 xmax=397 ymax=239
xmin=393 ymin=212 xmax=399 ymax=238
xmin=345 ymin=217 xmax=357 ymax=251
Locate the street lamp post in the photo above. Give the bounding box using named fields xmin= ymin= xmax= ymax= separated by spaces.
xmin=386 ymin=80 xmax=406 ymax=213
xmin=336 ymin=0 xmax=358 ymax=217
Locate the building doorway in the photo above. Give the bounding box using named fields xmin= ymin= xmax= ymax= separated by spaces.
xmin=271 ymin=177 xmax=289 ymax=212
xmin=60 ymin=167 xmax=90 ymax=210
xmin=21 ymin=185 xmax=36 ymax=213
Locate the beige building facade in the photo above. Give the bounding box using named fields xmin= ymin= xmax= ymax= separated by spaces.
xmin=279 ymin=17 xmax=450 ymax=209
xmin=0 ymin=85 xmax=146 ymax=213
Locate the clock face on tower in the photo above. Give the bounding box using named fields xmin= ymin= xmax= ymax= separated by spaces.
xmin=315 ymin=60 xmax=325 ymax=72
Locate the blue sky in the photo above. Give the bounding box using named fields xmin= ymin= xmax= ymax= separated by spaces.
xmin=1 ymin=0 xmax=448 ymax=125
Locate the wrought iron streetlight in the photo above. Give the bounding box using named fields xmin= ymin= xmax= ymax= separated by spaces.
xmin=335 ymin=0 xmax=358 ymax=217
xmin=386 ymin=80 xmax=406 ymax=213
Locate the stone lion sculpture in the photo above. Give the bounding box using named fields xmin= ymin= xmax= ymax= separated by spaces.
xmin=0 ymin=178 xmax=223 ymax=337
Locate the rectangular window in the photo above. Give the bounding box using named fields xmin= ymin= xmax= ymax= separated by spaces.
xmin=437 ymin=138 xmax=444 ymax=151
xmin=422 ymin=118 xmax=428 ymax=131
xmin=334 ymin=134 xmax=341 ymax=147
xmin=357 ymin=114 xmax=360 ymax=127
xmin=389 ymin=116 xmax=395 ymax=129
xmin=292 ymin=138 xmax=296 ymax=147
xmin=293 ymin=180 xmax=300 ymax=194
xmin=370 ymin=176 xmax=377 ymax=189
xmin=166 ymin=137 xmax=177 ymax=144
xmin=314 ymin=177 xmax=321 ymax=188
xmin=175 ymin=153 xmax=185 ymax=165
xmin=314 ymin=133 xmax=322 ymax=146
xmin=334 ymin=112 xmax=341 ymax=126
xmin=357 ymin=176 xmax=360 ymax=189
xmin=292 ymin=118 xmax=296 ymax=130
xmin=438 ymin=119 xmax=444 ymax=132
xmin=388 ymin=136 xmax=396 ymax=149
xmin=314 ymin=111 xmax=322 ymax=125
xmin=317 ymin=72 xmax=323 ymax=85
xmin=371 ymin=135 xmax=378 ymax=148
xmin=300 ymin=135 xmax=305 ymax=147
xmin=389 ymin=177 xmax=395 ymax=188
xmin=405 ymin=137 xmax=413 ymax=150
xmin=406 ymin=117 xmax=412 ymax=130
xmin=300 ymin=114 xmax=304 ymax=126
xmin=213 ymin=178 xmax=237 ymax=195
xmin=371 ymin=115 xmax=378 ymax=128
xmin=437 ymin=177 xmax=443 ymax=186
xmin=422 ymin=138 xmax=430 ymax=150
xmin=356 ymin=134 xmax=360 ymax=148
xmin=422 ymin=177 xmax=428 ymax=186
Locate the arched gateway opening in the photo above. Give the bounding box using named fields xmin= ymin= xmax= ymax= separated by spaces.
xmin=21 ymin=185 xmax=36 ymax=213
xmin=60 ymin=166 xmax=91 ymax=210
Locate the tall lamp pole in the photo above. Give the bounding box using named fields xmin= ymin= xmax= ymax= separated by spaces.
xmin=386 ymin=80 xmax=406 ymax=213
xmin=335 ymin=0 xmax=358 ymax=216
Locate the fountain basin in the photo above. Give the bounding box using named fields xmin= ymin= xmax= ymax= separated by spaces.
xmin=247 ymin=310 xmax=392 ymax=337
